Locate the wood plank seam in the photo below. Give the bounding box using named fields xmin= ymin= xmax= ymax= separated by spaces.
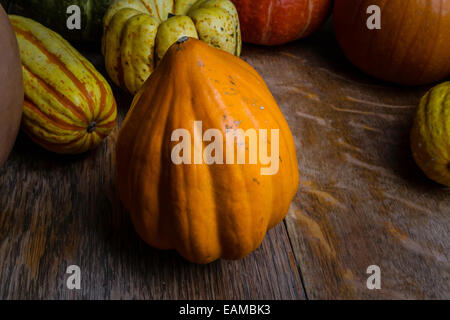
xmin=283 ymin=220 xmax=309 ymax=300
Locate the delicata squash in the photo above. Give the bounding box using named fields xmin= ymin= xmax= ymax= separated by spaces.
xmin=10 ymin=16 xmax=117 ymax=154
xmin=102 ymin=0 xmax=241 ymax=94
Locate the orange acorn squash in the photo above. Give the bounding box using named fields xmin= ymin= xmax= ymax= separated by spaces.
xmin=117 ymin=37 xmax=299 ymax=264
xmin=334 ymin=0 xmax=450 ymax=85
xmin=10 ymin=15 xmax=117 ymax=154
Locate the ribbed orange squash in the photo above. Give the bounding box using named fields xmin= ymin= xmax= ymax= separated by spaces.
xmin=10 ymin=16 xmax=117 ymax=154
xmin=117 ymin=37 xmax=299 ymax=264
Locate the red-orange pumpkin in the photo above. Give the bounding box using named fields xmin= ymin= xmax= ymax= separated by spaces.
xmin=231 ymin=0 xmax=332 ymax=45
xmin=334 ymin=0 xmax=450 ymax=85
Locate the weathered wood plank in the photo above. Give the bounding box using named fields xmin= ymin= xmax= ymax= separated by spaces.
xmin=241 ymin=23 xmax=449 ymax=299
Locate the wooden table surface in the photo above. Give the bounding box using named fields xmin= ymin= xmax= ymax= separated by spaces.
xmin=0 ymin=16 xmax=449 ymax=299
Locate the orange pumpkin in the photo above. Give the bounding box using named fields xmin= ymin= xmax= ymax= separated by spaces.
xmin=334 ymin=0 xmax=450 ymax=85
xmin=117 ymin=37 xmax=299 ymax=264
xmin=231 ymin=0 xmax=332 ymax=45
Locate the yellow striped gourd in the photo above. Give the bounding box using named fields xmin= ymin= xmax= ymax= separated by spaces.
xmin=10 ymin=15 xmax=117 ymax=154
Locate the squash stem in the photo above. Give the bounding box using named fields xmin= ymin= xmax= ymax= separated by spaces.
xmin=177 ymin=36 xmax=189 ymax=44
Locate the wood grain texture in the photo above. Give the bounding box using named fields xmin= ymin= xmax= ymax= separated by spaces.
xmin=240 ymin=22 xmax=449 ymax=299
